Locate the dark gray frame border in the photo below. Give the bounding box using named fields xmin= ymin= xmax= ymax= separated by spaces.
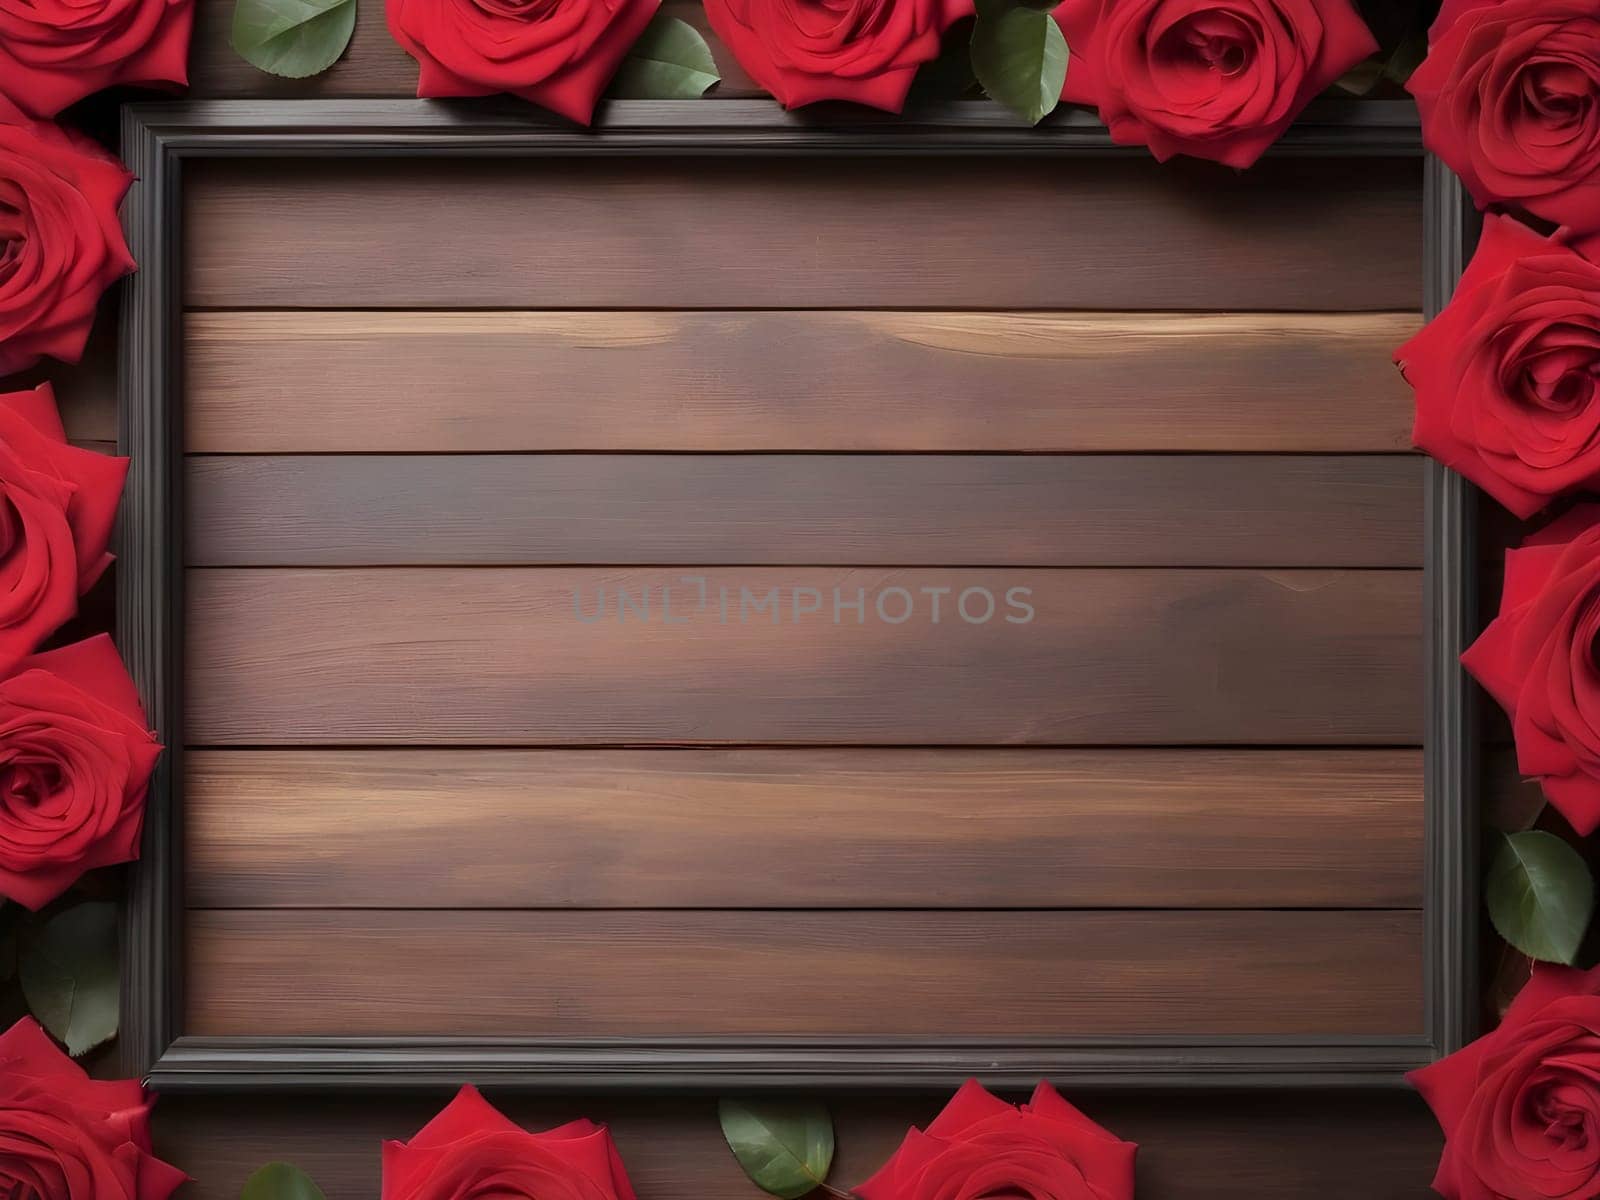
xmin=118 ymin=97 xmax=1476 ymax=1092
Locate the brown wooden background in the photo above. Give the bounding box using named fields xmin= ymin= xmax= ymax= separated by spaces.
xmin=175 ymin=150 xmax=1427 ymax=1043
xmin=31 ymin=6 xmax=1467 ymax=1192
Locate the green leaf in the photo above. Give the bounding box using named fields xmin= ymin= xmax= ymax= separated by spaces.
xmin=1334 ymin=31 xmax=1428 ymax=97
xmin=241 ymin=1163 xmax=328 ymax=1200
xmin=1333 ymin=56 xmax=1385 ymax=97
xmin=1382 ymin=30 xmax=1428 ymax=88
xmin=718 ymin=1099 xmax=835 ymax=1200
xmin=19 ymin=902 xmax=118 ymax=1057
xmin=231 ymin=0 xmax=356 ymax=79
xmin=1487 ymin=831 xmax=1596 ymax=965
xmin=609 ymin=15 xmax=720 ymax=99
xmin=970 ymin=0 xmax=1067 ymax=125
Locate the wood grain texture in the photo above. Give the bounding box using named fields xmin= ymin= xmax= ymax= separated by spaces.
xmin=184 ymin=748 xmax=1424 ymax=909
xmin=183 ymin=157 xmax=1422 ymax=311
xmin=185 ymin=909 xmax=1424 ymax=1036
xmin=188 ymin=0 xmax=766 ymax=100
xmin=153 ymin=1092 xmax=1443 ymax=1200
xmin=183 ymin=311 xmax=1419 ymax=452
xmin=185 ymin=568 xmax=1424 ymax=745
xmin=186 ymin=455 xmax=1424 ymax=568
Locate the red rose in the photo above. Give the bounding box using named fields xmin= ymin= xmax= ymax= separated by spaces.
xmin=0 ymin=101 xmax=134 ymax=377
xmin=0 ymin=1016 xmax=186 ymax=1200
xmin=1464 ymin=506 xmax=1600 ymax=837
xmin=1410 ymin=0 xmax=1600 ymax=243
xmin=1411 ymin=964 xmax=1600 ymax=1200
xmin=704 ymin=0 xmax=973 ymax=112
xmin=858 ymin=1080 xmax=1136 ymax=1200
xmin=1054 ymin=0 xmax=1377 ymax=168
xmin=0 ymin=384 xmax=127 ymax=668
xmin=0 ymin=635 xmax=162 ymax=910
xmin=385 ymin=0 xmax=660 ymax=125
xmin=0 ymin=0 xmax=192 ymax=119
xmin=1398 ymin=215 xmax=1600 ymax=520
xmin=383 ymin=1086 xmax=637 ymax=1200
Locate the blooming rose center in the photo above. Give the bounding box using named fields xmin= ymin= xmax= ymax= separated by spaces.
xmin=0 ymin=493 xmax=21 ymax=562
xmin=774 ymin=0 xmax=892 ymax=43
xmin=1158 ymin=12 xmax=1254 ymax=79
xmin=0 ymin=198 xmax=25 ymax=290
xmin=1583 ymin=595 xmax=1600 ymax=675
xmin=1516 ymin=333 xmax=1600 ymax=414
xmin=1519 ymin=58 xmax=1598 ymax=132
xmin=0 ymin=1165 xmax=49 ymax=1200
xmin=1541 ymin=1099 xmax=1588 ymax=1147
xmin=0 ymin=753 xmax=64 ymax=816
xmin=1526 ymin=1075 xmax=1599 ymax=1160
xmin=466 ymin=0 xmax=559 ymax=21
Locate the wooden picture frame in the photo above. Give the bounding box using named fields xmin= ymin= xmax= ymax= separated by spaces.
xmin=117 ymin=98 xmax=1478 ymax=1093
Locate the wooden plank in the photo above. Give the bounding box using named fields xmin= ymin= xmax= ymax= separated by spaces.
xmin=184 ymin=748 xmax=1424 ymax=909
xmin=185 ymin=909 xmax=1424 ymax=1036
xmin=183 ymin=311 xmax=1419 ymax=453
xmin=185 ymin=568 xmax=1423 ymax=745
xmin=183 ymin=157 xmax=1422 ymax=311
xmin=188 ymin=0 xmax=765 ymax=100
xmin=186 ymin=455 xmax=1423 ymax=569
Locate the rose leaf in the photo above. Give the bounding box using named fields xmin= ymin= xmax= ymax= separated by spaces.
xmin=1487 ymin=830 xmax=1596 ymax=965
xmin=231 ymin=0 xmax=357 ymax=80
xmin=718 ymin=1098 xmax=835 ymax=1200
xmin=1333 ymin=57 xmax=1385 ymax=97
xmin=241 ymin=1163 xmax=329 ymax=1200
xmin=18 ymin=901 xmax=118 ymax=1057
xmin=1381 ymin=31 xmax=1428 ymax=88
xmin=971 ymin=0 xmax=1067 ymax=126
xmin=609 ymin=15 xmax=721 ymax=99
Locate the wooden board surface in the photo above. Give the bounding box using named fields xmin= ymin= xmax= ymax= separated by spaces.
xmin=185 ymin=748 xmax=1424 ymax=909
xmin=186 ymin=909 xmax=1424 ymax=1037
xmin=153 ymin=1091 xmax=1442 ymax=1200
xmin=186 ymin=455 xmax=1423 ymax=568
xmin=183 ymin=158 xmax=1421 ymax=311
xmin=183 ymin=311 xmax=1418 ymax=453
xmin=174 ymin=138 xmax=1432 ymax=1074
xmin=185 ymin=567 xmax=1423 ymax=745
